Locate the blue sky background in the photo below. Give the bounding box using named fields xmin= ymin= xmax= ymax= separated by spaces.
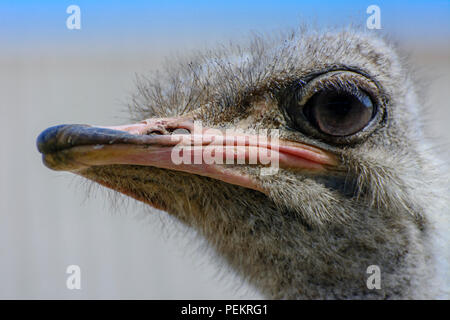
xmin=0 ymin=0 xmax=449 ymax=54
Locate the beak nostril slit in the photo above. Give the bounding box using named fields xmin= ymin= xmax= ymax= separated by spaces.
xmin=171 ymin=128 xmax=191 ymax=135
xmin=144 ymin=127 xmax=191 ymax=135
xmin=146 ymin=130 xmax=164 ymax=135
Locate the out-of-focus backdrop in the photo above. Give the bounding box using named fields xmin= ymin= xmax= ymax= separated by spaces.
xmin=0 ymin=0 xmax=449 ymax=299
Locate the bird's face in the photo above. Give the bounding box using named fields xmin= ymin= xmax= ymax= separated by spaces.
xmin=37 ymin=30 xmax=426 ymax=230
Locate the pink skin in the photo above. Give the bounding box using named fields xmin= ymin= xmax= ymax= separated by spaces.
xmin=52 ymin=117 xmax=337 ymax=195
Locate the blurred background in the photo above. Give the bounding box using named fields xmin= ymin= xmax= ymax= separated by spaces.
xmin=0 ymin=0 xmax=449 ymax=299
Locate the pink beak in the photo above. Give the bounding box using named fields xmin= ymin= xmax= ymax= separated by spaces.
xmin=37 ymin=116 xmax=337 ymax=195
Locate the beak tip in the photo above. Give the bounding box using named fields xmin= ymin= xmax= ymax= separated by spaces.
xmin=37 ymin=124 xmax=69 ymax=154
xmin=37 ymin=123 xmax=142 ymax=156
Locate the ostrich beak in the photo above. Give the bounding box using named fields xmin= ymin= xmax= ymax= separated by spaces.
xmin=37 ymin=117 xmax=337 ymax=194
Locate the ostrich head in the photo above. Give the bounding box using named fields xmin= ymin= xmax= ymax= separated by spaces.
xmin=37 ymin=29 xmax=449 ymax=299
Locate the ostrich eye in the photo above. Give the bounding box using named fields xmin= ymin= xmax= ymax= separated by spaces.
xmin=285 ymin=71 xmax=384 ymax=143
xmin=303 ymin=89 xmax=374 ymax=136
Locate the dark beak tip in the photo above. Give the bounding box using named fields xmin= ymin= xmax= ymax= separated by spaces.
xmin=37 ymin=124 xmax=94 ymax=154
xmin=36 ymin=124 xmax=140 ymax=155
xmin=37 ymin=124 xmax=71 ymax=154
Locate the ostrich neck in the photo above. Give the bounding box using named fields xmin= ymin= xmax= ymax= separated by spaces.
xmin=196 ymin=205 xmax=434 ymax=299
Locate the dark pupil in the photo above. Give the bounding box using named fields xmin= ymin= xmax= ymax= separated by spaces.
xmin=304 ymin=90 xmax=373 ymax=136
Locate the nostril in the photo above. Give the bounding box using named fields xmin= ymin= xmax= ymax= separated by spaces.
xmin=145 ymin=127 xmax=191 ymax=135
xmin=171 ymin=128 xmax=191 ymax=135
xmin=146 ymin=130 xmax=164 ymax=135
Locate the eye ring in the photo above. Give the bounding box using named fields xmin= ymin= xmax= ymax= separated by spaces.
xmin=285 ymin=71 xmax=386 ymax=145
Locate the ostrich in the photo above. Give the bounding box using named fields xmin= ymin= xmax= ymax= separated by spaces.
xmin=36 ymin=29 xmax=449 ymax=299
